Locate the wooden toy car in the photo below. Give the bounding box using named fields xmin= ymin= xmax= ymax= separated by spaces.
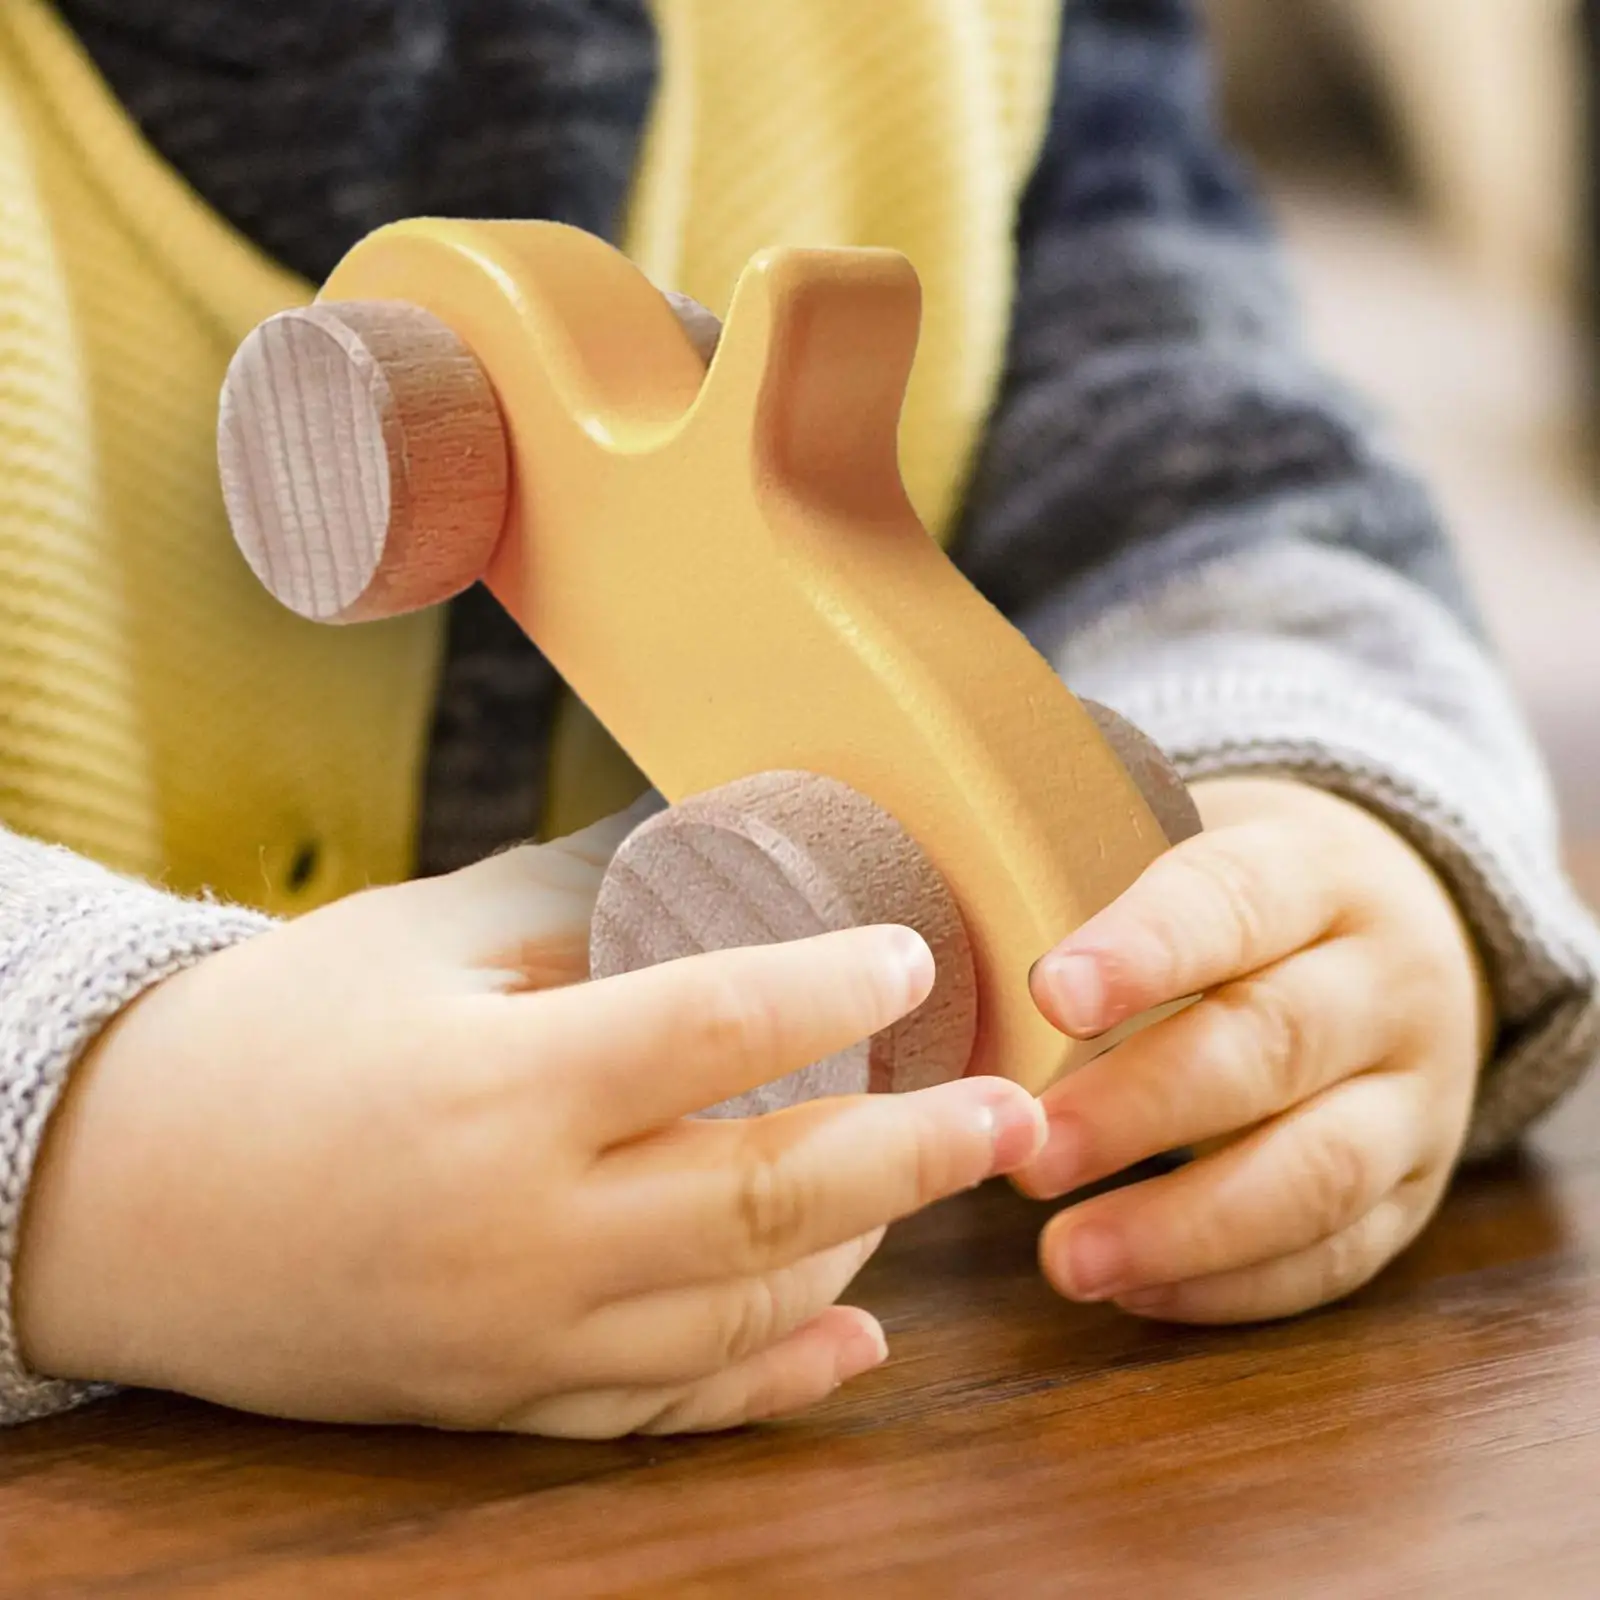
xmin=217 ymin=217 xmax=1197 ymax=1114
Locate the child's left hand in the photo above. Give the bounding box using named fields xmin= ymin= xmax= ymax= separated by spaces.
xmin=1020 ymin=775 xmax=1493 ymax=1324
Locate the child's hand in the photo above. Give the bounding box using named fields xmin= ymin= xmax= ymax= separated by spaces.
xmin=1021 ymin=776 xmax=1492 ymax=1324
xmin=16 ymin=815 xmax=1045 ymax=1438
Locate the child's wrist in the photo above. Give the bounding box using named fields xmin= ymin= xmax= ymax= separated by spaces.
xmin=12 ymin=959 xmax=214 ymax=1387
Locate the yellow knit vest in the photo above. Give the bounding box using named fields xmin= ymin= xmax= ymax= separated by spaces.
xmin=0 ymin=0 xmax=1061 ymax=901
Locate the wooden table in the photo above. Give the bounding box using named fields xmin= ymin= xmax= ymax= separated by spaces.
xmin=7 ymin=874 xmax=1600 ymax=1598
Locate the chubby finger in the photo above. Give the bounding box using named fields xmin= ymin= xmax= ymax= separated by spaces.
xmin=533 ymin=924 xmax=938 ymax=1141
xmin=1020 ymin=938 xmax=1398 ymax=1201
xmin=569 ymin=1231 xmax=883 ymax=1387
xmin=1030 ymin=807 xmax=1366 ymax=1041
xmin=1112 ymin=1191 xmax=1431 ymax=1324
xmin=586 ymin=1077 xmax=1046 ymax=1295
xmin=507 ymin=1306 xmax=887 ymax=1439
xmin=1040 ymin=1073 xmax=1425 ymax=1303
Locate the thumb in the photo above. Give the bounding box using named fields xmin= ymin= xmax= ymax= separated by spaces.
xmin=427 ymin=794 xmax=665 ymax=982
xmin=544 ymin=789 xmax=668 ymax=869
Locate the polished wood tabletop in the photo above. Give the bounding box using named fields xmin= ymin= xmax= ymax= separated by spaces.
xmin=6 ymin=863 xmax=1600 ymax=1598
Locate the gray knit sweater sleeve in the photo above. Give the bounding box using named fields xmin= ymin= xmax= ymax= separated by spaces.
xmin=954 ymin=2 xmax=1600 ymax=1159
xmin=0 ymin=832 xmax=271 ymax=1424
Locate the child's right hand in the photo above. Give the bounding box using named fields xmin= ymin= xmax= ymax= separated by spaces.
xmin=15 ymin=815 xmax=1045 ymax=1438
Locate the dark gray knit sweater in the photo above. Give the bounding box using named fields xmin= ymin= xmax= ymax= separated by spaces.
xmin=3 ymin=0 xmax=1596 ymax=1424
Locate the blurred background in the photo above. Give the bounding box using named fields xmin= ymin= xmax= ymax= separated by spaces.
xmin=1203 ymin=0 xmax=1600 ymax=852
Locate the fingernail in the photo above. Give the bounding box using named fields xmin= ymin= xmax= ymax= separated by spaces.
xmin=886 ymin=926 xmax=934 ymax=1006
xmin=1019 ymin=1112 xmax=1088 ymax=1200
xmin=835 ymin=1320 xmax=889 ymax=1385
xmin=1032 ymin=952 xmax=1106 ymax=1036
xmin=1052 ymin=1224 xmax=1129 ymax=1301
xmin=968 ymin=1082 xmax=1047 ymax=1175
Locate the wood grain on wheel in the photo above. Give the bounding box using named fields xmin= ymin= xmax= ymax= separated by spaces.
xmin=589 ymin=771 xmax=977 ymax=1118
xmin=218 ymin=300 xmax=510 ymax=625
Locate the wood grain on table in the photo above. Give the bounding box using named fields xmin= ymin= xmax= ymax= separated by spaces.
xmin=6 ymin=862 xmax=1600 ymax=1599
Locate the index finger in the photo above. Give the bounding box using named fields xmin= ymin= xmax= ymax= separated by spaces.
xmin=521 ymin=923 xmax=937 ymax=1143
